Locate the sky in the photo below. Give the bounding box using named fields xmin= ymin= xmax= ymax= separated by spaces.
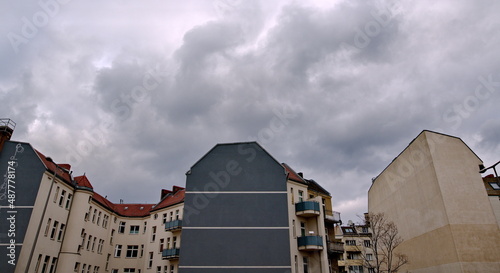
xmin=1 ymin=0 xmax=499 ymax=223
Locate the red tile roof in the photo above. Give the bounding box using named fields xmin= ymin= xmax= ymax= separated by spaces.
xmin=74 ymin=175 xmax=94 ymax=189
xmin=152 ymin=188 xmax=185 ymax=212
xmin=35 ymin=149 xmax=72 ymax=184
xmin=282 ymin=163 xmax=307 ymax=184
xmin=114 ymin=203 xmax=156 ymax=217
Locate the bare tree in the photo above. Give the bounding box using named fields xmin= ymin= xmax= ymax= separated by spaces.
xmin=364 ymin=212 xmax=408 ymax=273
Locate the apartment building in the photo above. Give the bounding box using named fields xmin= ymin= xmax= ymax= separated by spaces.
xmin=334 ymin=219 xmax=373 ymax=273
xmin=483 ymin=174 xmax=500 ymax=228
xmin=0 ymin=119 xmax=341 ymax=273
xmin=368 ymin=130 xmax=500 ymax=273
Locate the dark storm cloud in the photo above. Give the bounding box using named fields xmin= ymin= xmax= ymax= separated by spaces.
xmin=1 ymin=0 xmax=499 ymax=221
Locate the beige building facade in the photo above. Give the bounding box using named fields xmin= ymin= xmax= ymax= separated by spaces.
xmin=368 ymin=130 xmax=500 ymax=273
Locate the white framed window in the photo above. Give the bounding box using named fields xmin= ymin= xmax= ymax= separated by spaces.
xmin=50 ymin=221 xmax=59 ymax=240
xmin=126 ymin=245 xmax=139 ymax=258
xmin=130 ymin=225 xmax=140 ymax=234
xmin=44 ymin=218 xmax=52 ymax=236
xmin=59 ymin=190 xmax=66 ymax=206
xmin=114 ymin=245 xmax=122 ymax=257
xmin=118 ymin=221 xmax=126 ymax=233
xmin=65 ymin=193 xmax=72 ymax=209
xmin=57 ymin=224 xmax=65 ymax=241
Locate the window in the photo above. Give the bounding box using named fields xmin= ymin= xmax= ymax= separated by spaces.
xmin=98 ymin=239 xmax=104 ymax=254
xmin=74 ymin=262 xmax=81 ymax=272
xmin=298 ymin=190 xmax=304 ymax=202
xmin=49 ymin=257 xmax=57 ymax=273
xmin=346 ymin=240 xmax=356 ymax=246
xmin=126 ymin=245 xmax=139 ymax=258
xmin=140 ymin=244 xmax=144 ymax=257
xmin=362 ymin=227 xmax=369 ymax=233
xmin=97 ymin=212 xmax=101 ymax=225
xmin=111 ymin=270 xmax=118 ymax=273
xmin=303 ymin=257 xmax=308 ymax=273
xmin=163 ymin=266 xmax=168 ymax=273
xmin=59 ymin=190 xmax=66 ymax=206
xmin=65 ymin=193 xmax=72 ymax=209
xmin=148 ymin=252 xmax=154 ymax=268
xmin=143 ymin=221 xmax=147 ymax=234
xmin=156 ymin=266 xmax=161 ymax=273
xmin=292 ymin=220 xmax=296 ymax=238
xmin=167 ymin=238 xmax=171 ymax=249
xmin=92 ymin=209 xmax=97 ymax=223
xmin=170 ymin=211 xmax=174 ymax=221
xmin=490 ymin=182 xmax=500 ymax=190
xmin=367 ymin=253 xmax=373 ymax=261
xmin=151 ymin=226 xmax=156 ymax=242
xmin=344 ymin=228 xmax=355 ymax=233
xmin=110 ymin=229 xmax=115 ymax=244
xmin=44 ymin=218 xmax=52 ymax=236
xmin=105 ymin=254 xmax=110 ymax=270
xmin=169 ymin=265 xmax=175 ymax=273
xmin=103 ymin=215 xmax=109 ymax=228
xmin=50 ymin=221 xmax=59 ymax=240
xmin=162 ymin=213 xmax=167 ymax=224
xmin=368 ymin=268 xmax=376 ymax=273
xmin=290 ymin=188 xmax=294 ymax=204
xmin=87 ymin=235 xmax=92 ymax=250
xmin=81 ymin=264 xmax=86 ymax=273
xmin=124 ymin=269 xmax=136 ymax=273
xmin=57 ymin=224 xmax=65 ymax=241
xmin=159 ymin=239 xmax=164 ymax=252
xmin=114 ymin=245 xmax=122 ymax=257
xmin=53 ymin=186 xmax=59 ymax=203
xmin=130 ymin=225 xmax=140 ymax=234
xmin=175 ymin=210 xmax=179 ymax=220
xmin=41 ymin=255 xmax=50 ymax=273
xmin=364 ymin=240 xmax=371 ymax=247
xmin=93 ymin=266 xmax=99 ymax=273
xmin=349 ymin=265 xmax=363 ymax=273
xmin=173 ymin=236 xmax=177 ymax=248
xmin=118 ymin=221 xmax=126 ymax=233
xmin=300 ymin=222 xmax=306 ymax=237
xmin=348 ymin=253 xmax=361 ymax=260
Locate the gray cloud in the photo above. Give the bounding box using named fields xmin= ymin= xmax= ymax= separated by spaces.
xmin=1 ymin=0 xmax=499 ymax=222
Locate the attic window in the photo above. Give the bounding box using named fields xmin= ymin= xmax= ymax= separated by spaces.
xmin=490 ymin=182 xmax=500 ymax=190
xmin=139 ymin=207 xmax=144 ymax=210
xmin=124 ymin=207 xmax=128 ymax=210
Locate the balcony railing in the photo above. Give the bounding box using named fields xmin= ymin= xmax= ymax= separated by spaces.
xmin=327 ymin=240 xmax=345 ymax=254
xmin=297 ymin=235 xmax=323 ymax=251
xmin=165 ymin=219 xmax=182 ymax=231
xmin=162 ymin=248 xmax=180 ymax=260
xmin=324 ymin=210 xmax=341 ymax=223
xmin=295 ymin=201 xmax=320 ymax=217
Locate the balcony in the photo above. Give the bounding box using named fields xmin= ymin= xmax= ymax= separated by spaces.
xmin=327 ymin=240 xmax=345 ymax=254
xmin=295 ymin=201 xmax=320 ymax=217
xmin=162 ymin=248 xmax=180 ymax=260
xmin=297 ymin=235 xmax=323 ymax=251
xmin=165 ymin=219 xmax=182 ymax=231
xmin=324 ymin=210 xmax=341 ymax=223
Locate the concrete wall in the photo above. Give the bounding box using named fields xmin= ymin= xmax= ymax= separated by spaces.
xmin=369 ymin=131 xmax=500 ymax=273
xmin=179 ymin=142 xmax=292 ymax=273
xmin=0 ymin=142 xmax=45 ymax=273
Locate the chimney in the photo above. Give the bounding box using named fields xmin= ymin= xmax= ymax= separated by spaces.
xmin=0 ymin=118 xmax=16 ymax=153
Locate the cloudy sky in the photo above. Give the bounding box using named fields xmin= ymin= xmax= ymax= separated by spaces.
xmin=1 ymin=0 xmax=499 ymax=222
